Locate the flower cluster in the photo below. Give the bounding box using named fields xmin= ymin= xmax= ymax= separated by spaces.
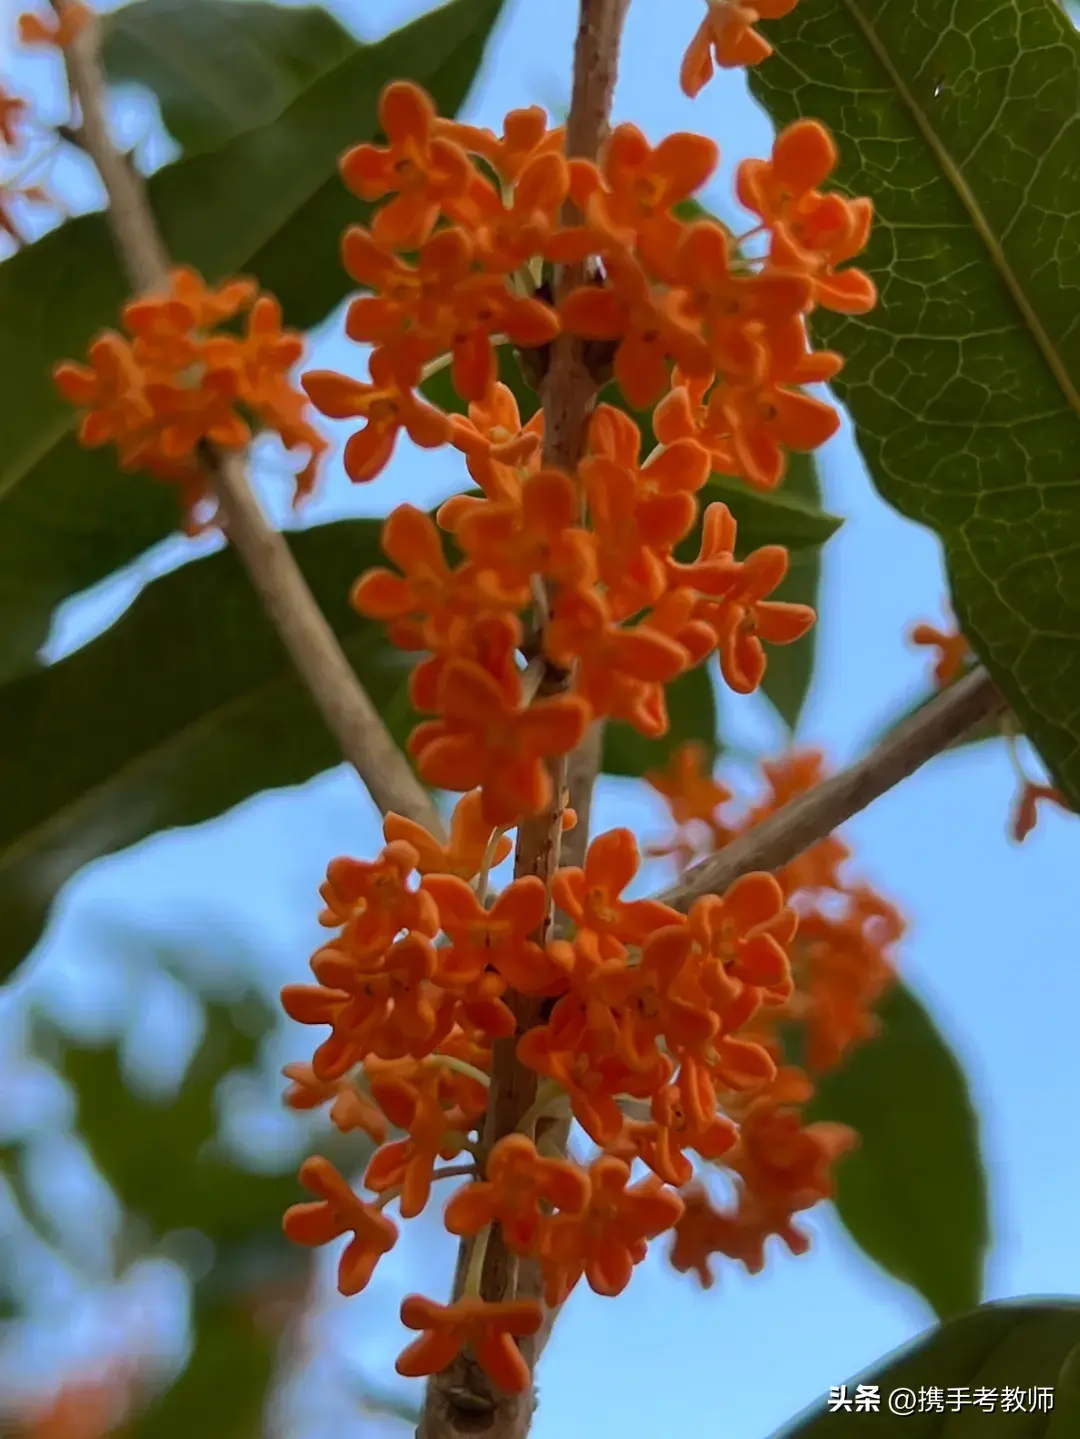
xmin=639 ymin=742 xmax=903 ymax=1280
xmin=53 ymin=267 xmax=327 ymax=530
xmin=282 ymin=802 xmax=869 ymax=1390
xmin=302 ymin=81 xmax=872 ymax=495
xmin=276 ymin=71 xmax=877 ymax=1395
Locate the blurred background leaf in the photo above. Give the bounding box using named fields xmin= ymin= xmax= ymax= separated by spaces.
xmin=809 ymin=984 xmax=988 ymax=1321
xmin=0 ymin=0 xmax=508 ymax=682
xmin=0 ymin=520 xmax=406 ymax=986
xmin=102 ymin=0 xmax=358 ymax=154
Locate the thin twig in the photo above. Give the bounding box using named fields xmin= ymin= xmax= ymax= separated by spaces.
xmin=656 ymin=666 xmax=1007 ymax=912
xmin=418 ymin=4 xmax=630 ymax=1436
xmin=55 ymin=1 xmax=445 ymax=839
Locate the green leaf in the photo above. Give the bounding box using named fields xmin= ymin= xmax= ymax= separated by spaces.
xmin=698 ymin=471 xmax=841 ymax=556
xmin=809 ymin=982 xmax=988 ymax=1320
xmin=774 ymin=1301 xmax=1080 ymax=1437
xmin=756 ymin=453 xmax=822 ymax=731
xmin=601 ymin=663 xmax=718 ymax=779
xmin=1047 ymin=1342 xmax=1080 ymax=1439
xmin=126 ymin=1300 xmax=275 ymax=1439
xmin=0 ymin=0 xmax=507 ymax=683
xmin=0 ymin=519 xmax=409 ymax=986
xmin=102 ymin=0 xmax=356 ymax=155
xmin=748 ymin=0 xmax=1080 ymax=807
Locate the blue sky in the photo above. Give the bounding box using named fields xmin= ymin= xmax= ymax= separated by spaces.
xmin=1 ymin=1 xmax=1078 ymax=1435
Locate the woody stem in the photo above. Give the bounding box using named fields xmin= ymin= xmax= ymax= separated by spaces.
xmin=417 ymin=3 xmax=630 ymax=1437
xmin=655 ymin=666 xmax=1008 ymax=912
xmin=54 ymin=0 xmax=446 ymax=841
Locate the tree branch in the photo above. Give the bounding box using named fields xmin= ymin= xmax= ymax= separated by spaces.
xmin=657 ymin=666 xmax=1007 ymax=912
xmin=55 ymin=1 xmax=445 ymax=839
xmin=418 ymin=3 xmax=629 ymax=1436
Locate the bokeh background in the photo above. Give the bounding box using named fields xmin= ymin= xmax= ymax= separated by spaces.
xmin=1 ymin=1 xmax=1078 ymax=1435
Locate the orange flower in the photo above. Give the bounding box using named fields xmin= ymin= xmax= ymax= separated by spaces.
xmin=396 ymin=1295 xmax=544 ymax=1393
xmin=1010 ymin=781 xmax=1070 ymax=843
xmin=281 ymin=1062 xmax=389 ymax=1143
xmin=703 ymin=364 xmax=840 ymax=491
xmin=248 ymin=305 xmax=327 ymax=492
xmin=434 ymin=104 xmax=565 ymax=184
xmin=384 ymin=790 xmax=513 ymax=881
xmin=570 ymin=122 xmax=718 ymax=277
xmin=674 ymin=220 xmax=813 ymax=367
xmin=318 ymin=840 xmax=438 ymax=958
xmin=517 ymin=996 xmax=657 ymax=1147
xmin=18 ymin=1 xmax=91 ymax=50
xmin=447 ymin=381 xmax=543 ymax=483
xmin=602 ymin=924 xmax=721 ymax=1070
xmin=123 ymin=268 xmax=257 ymax=360
xmin=283 ymin=1156 xmax=398 ymax=1295
xmin=339 ymin=82 xmax=475 ymax=250
xmin=53 ymin=333 xmax=155 ymax=453
xmin=618 ymin=1062 xmax=738 ymax=1187
xmin=424 ymin=872 xmax=570 ymax=995
xmin=737 ymin=121 xmax=876 ymax=313
xmin=646 ymin=741 xmax=733 ymax=830
xmin=729 ymin=1098 xmax=856 ymax=1218
xmin=560 ymin=252 xmax=711 ymax=409
xmin=700 ymin=545 xmax=816 ymax=694
xmin=650 ymin=365 xmax=736 ymax=471
xmin=909 ymin=619 xmax=970 ymax=688
xmin=553 ymin=828 xmax=683 ymax=948
xmin=454 ymin=467 xmax=595 ymax=595
xmin=669 ymin=1182 xmax=809 ymax=1285
xmin=341 ymin=224 xmax=559 ymax=401
xmin=680 ymin=0 xmax=799 ymax=98
xmin=540 ymin=1155 xmax=683 ymax=1304
xmin=58 ymin=269 xmax=324 ymax=509
xmin=444 ymin=1135 xmax=590 ymax=1256
xmin=587 ymin=404 xmax=710 ymax=498
xmin=302 ymin=349 xmax=451 ymax=482
xmin=140 ymin=366 xmax=251 ymax=458
xmin=312 ymin=929 xmax=439 ymax=1024
xmin=578 ymin=404 xmax=708 ymax=617
xmin=688 ymin=872 xmax=795 ymax=1011
xmin=350 ymin=503 xmax=474 ymax=647
xmin=365 ymin=1069 xmax=469 ymax=1217
xmin=282 ymin=970 xmax=442 ymax=1078
xmin=785 ymin=904 xmax=896 ymax=1071
xmin=545 ymin=587 xmax=690 ymax=735
xmin=473 ymin=151 xmax=572 ymax=272
xmin=409 ymin=612 xmax=528 ymax=717
xmin=409 ymin=658 xmax=592 ymax=826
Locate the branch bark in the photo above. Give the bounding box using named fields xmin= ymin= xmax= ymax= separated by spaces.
xmin=56 ymin=1 xmax=445 ymax=839
xmin=656 ymin=666 xmax=1007 ymax=912
xmin=418 ymin=3 xmax=629 ymax=1435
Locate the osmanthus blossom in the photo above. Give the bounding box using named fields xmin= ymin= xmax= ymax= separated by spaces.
xmin=50 ymin=0 xmax=895 ymax=1397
